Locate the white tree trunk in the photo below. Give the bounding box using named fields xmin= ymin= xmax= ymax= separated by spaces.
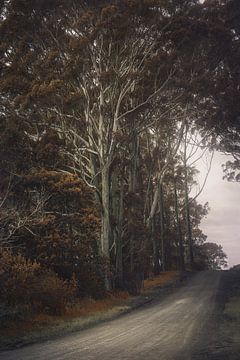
xmin=101 ymin=166 xmax=111 ymax=289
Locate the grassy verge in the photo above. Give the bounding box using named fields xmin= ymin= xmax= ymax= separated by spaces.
xmin=224 ymin=296 xmax=240 ymax=319
xmin=201 ymin=270 xmax=240 ymax=359
xmin=0 ymin=271 xmax=185 ymax=351
xmin=221 ymin=271 xmax=240 ymax=353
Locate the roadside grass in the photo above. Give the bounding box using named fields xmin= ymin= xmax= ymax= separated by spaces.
xmin=224 ymin=296 xmax=240 ymax=319
xmin=219 ymin=271 xmax=240 ymax=353
xmin=0 ymin=291 xmax=130 ymax=349
xmin=223 ymin=270 xmax=240 ymax=321
xmin=0 ymin=271 xmax=181 ymax=350
xmin=143 ymin=271 xmax=180 ymax=291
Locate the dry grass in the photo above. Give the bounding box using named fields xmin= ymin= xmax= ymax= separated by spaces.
xmin=143 ymin=271 xmax=180 ymax=291
xmin=0 ymin=291 xmax=129 ymax=339
xmin=65 ymin=291 xmax=129 ymax=318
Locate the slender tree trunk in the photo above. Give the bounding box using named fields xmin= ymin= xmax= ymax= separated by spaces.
xmin=129 ymin=128 xmax=138 ymax=273
xmin=101 ymin=166 xmax=111 ymax=290
xmin=111 ymin=167 xmax=118 ymax=257
xmin=173 ymin=176 xmax=185 ymax=271
xmin=159 ymin=182 xmax=165 ymax=271
xmin=116 ymin=180 xmax=124 ymax=287
xmin=151 ymin=218 xmax=160 ymax=275
xmin=184 ymin=171 xmax=194 ymax=269
xmin=183 ymin=126 xmax=194 ymax=269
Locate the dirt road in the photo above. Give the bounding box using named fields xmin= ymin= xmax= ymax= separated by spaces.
xmin=0 ymin=271 xmax=224 ymax=360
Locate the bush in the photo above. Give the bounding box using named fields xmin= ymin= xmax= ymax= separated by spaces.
xmin=0 ymin=249 xmax=41 ymax=306
xmin=0 ymin=249 xmax=77 ymax=315
xmin=0 ymin=302 xmax=32 ymax=325
xmin=31 ymin=271 xmax=77 ymax=315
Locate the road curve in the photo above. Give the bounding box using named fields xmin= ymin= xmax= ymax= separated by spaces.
xmin=0 ymin=271 xmax=221 ymax=360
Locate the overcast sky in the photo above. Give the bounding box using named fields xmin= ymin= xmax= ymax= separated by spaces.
xmin=195 ymin=152 xmax=240 ymax=268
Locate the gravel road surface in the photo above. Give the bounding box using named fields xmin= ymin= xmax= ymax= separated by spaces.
xmin=0 ymin=271 xmax=222 ymax=360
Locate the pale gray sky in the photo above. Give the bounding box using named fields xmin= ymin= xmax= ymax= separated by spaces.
xmin=195 ymin=152 xmax=240 ymax=268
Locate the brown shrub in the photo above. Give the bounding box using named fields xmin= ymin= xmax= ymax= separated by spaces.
xmin=0 ymin=249 xmax=77 ymax=315
xmin=0 ymin=249 xmax=41 ymax=306
xmin=31 ymin=271 xmax=77 ymax=315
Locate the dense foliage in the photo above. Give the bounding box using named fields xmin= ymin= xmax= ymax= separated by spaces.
xmin=1 ymin=0 xmax=237 ymax=317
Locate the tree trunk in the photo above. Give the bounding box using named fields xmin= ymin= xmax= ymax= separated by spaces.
xmin=129 ymin=129 xmax=139 ymax=273
xmin=184 ymin=175 xmax=194 ymax=269
xmin=173 ymin=176 xmax=185 ymax=271
xmin=183 ymin=122 xmax=194 ymax=269
xmin=159 ymin=182 xmax=165 ymax=271
xmin=116 ymin=180 xmax=124 ymax=287
xmin=101 ymin=166 xmax=111 ymax=290
xmin=151 ymin=218 xmax=160 ymax=275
